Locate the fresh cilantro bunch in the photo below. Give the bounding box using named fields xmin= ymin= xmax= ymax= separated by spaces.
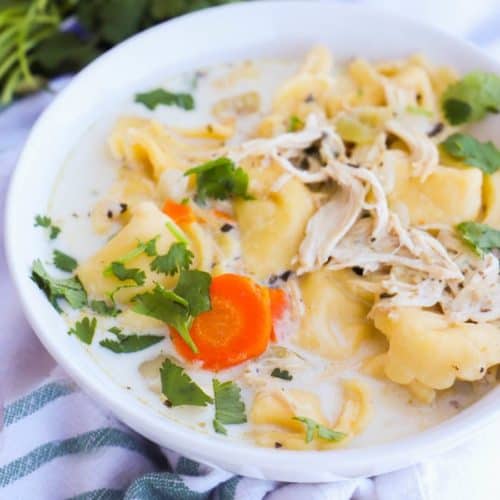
xmin=0 ymin=0 xmax=242 ymax=106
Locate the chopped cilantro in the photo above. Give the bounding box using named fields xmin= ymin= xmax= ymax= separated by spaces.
xmin=292 ymin=416 xmax=346 ymax=444
xmin=173 ymin=270 xmax=212 ymax=316
xmin=160 ymin=359 xmax=213 ymax=407
xmin=34 ymin=215 xmax=51 ymax=228
xmin=456 ymin=221 xmax=500 ymax=256
xmin=109 ymin=262 xmax=146 ymax=286
xmin=271 ymin=368 xmax=293 ymax=381
xmin=34 ymin=214 xmax=61 ymax=240
xmin=132 ymin=284 xmax=197 ymax=352
xmin=441 ymin=133 xmax=500 ymax=174
xmin=53 ymin=250 xmax=77 ymax=273
xmin=89 ymin=300 xmax=121 ymax=317
xmin=185 ymin=157 xmax=252 ymax=203
xmin=150 ymin=242 xmax=194 ymax=276
xmin=213 ymin=419 xmax=227 ymax=435
xmin=108 ymin=326 xmax=122 ymax=335
xmin=143 ymin=237 xmax=158 ymax=256
xmin=135 ymin=88 xmax=195 ymax=111
xmin=68 ymin=317 xmax=96 ymax=345
xmin=100 ymin=331 xmax=163 ymax=353
xmin=31 ymin=260 xmax=87 ymax=312
xmin=103 ymin=236 xmax=159 ymax=276
xmin=288 ymin=115 xmax=304 ymax=132
xmin=442 ymin=72 xmax=500 ymax=125
xmin=212 ymin=379 xmax=246 ymax=435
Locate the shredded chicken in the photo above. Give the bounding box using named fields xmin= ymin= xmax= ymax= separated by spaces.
xmin=225 ymin=111 xmax=500 ymax=324
xmin=385 ymin=119 xmax=439 ymax=181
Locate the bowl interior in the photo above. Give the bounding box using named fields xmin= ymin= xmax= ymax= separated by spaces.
xmin=6 ymin=0 xmax=500 ymax=482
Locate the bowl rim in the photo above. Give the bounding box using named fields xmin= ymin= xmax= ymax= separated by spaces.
xmin=5 ymin=0 xmax=500 ymax=481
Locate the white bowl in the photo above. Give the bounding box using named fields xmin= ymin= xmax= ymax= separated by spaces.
xmin=5 ymin=0 xmax=500 ymax=482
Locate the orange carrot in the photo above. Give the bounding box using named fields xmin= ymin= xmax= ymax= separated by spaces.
xmin=212 ymin=209 xmax=235 ymax=221
xmin=269 ymin=287 xmax=288 ymax=341
xmin=162 ymin=199 xmax=196 ymax=226
xmin=172 ymin=274 xmax=272 ymax=370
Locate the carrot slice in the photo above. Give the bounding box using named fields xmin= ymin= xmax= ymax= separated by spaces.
xmin=269 ymin=287 xmax=288 ymax=341
xmin=162 ymin=200 xmax=196 ymax=226
xmin=172 ymin=273 xmax=272 ymax=370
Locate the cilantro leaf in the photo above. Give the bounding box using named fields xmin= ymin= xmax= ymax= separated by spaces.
xmin=173 ymin=270 xmax=212 ymax=316
xmin=34 ymin=215 xmax=51 ymax=228
xmin=213 ymin=419 xmax=227 ymax=435
xmin=442 ymin=72 xmax=500 ymax=125
xmin=271 ymin=368 xmax=293 ymax=381
xmin=292 ymin=416 xmax=346 ymax=444
xmin=456 ymin=221 xmax=500 ymax=256
xmin=143 ymin=237 xmax=158 ymax=257
xmin=110 ymin=262 xmax=146 ymax=285
xmin=103 ymin=236 xmax=159 ymax=276
xmin=185 ymin=157 xmax=252 ymax=203
xmin=108 ymin=326 xmax=123 ymax=335
xmin=441 ymin=133 xmax=500 ymax=174
xmin=69 ymin=317 xmax=97 ymax=345
xmin=100 ymin=333 xmax=163 ymax=353
xmin=31 ymin=260 xmax=87 ymax=312
xmin=132 ymin=284 xmax=197 ymax=352
xmin=160 ymin=359 xmax=213 ymax=407
xmin=213 ymin=379 xmax=247 ymax=431
xmin=34 ymin=214 xmax=61 ymax=240
xmin=53 ymin=250 xmax=77 ymax=273
xmin=288 ymin=115 xmax=304 ymax=132
xmin=90 ymin=300 xmax=121 ymax=317
xmin=150 ymin=242 xmax=194 ymax=276
xmin=135 ymin=88 xmax=195 ymax=111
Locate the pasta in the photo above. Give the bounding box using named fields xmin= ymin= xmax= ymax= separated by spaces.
xmin=38 ymin=46 xmax=500 ymax=450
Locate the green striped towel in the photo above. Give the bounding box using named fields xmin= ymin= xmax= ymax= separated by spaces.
xmin=0 ymin=376 xmax=279 ymax=499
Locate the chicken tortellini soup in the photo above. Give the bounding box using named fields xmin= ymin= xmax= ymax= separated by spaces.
xmin=34 ymin=47 xmax=500 ymax=450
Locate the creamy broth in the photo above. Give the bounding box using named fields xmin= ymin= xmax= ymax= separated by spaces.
xmin=35 ymin=49 xmax=499 ymax=450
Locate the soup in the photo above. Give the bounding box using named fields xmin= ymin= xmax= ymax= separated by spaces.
xmin=32 ymin=47 xmax=500 ymax=450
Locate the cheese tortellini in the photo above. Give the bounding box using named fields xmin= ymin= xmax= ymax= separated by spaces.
xmin=372 ymin=307 xmax=500 ymax=390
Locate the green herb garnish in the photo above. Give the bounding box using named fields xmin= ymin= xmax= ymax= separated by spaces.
xmin=150 ymin=242 xmax=194 ymax=276
xmin=89 ymin=300 xmax=121 ymax=317
xmin=109 ymin=262 xmax=146 ymax=286
xmin=135 ymin=88 xmax=195 ymax=110
xmin=31 ymin=259 xmax=87 ymax=312
xmin=100 ymin=331 xmax=163 ymax=353
xmin=271 ymin=368 xmax=293 ymax=381
xmin=132 ymin=283 xmax=196 ymax=352
xmin=103 ymin=236 xmax=159 ymax=276
xmin=160 ymin=358 xmax=213 ymax=407
xmin=456 ymin=221 xmax=500 ymax=256
xmin=173 ymin=270 xmax=212 ymax=316
xmin=288 ymin=115 xmax=304 ymax=132
xmin=68 ymin=317 xmax=96 ymax=345
xmin=34 ymin=214 xmax=61 ymax=240
xmin=292 ymin=416 xmax=346 ymax=444
xmin=442 ymin=72 xmax=500 ymax=125
xmin=185 ymin=157 xmax=252 ymax=203
xmin=212 ymin=379 xmax=246 ymax=434
xmin=53 ymin=250 xmax=77 ymax=272
xmin=441 ymin=133 xmax=500 ymax=174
